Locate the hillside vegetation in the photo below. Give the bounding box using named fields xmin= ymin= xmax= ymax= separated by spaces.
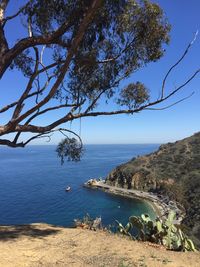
xmin=106 ymin=132 xmax=200 ymax=247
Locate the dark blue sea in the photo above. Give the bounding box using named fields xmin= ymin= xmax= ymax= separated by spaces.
xmin=0 ymin=144 xmax=159 ymax=227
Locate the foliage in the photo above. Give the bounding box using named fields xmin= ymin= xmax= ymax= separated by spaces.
xmin=0 ymin=0 xmax=184 ymax=155
xmin=0 ymin=1 xmax=199 ymax=162
xmin=106 ymin=132 xmax=200 ymax=247
xmin=56 ymin=137 xmax=83 ymax=164
xmin=117 ymin=82 xmax=149 ymax=109
xmin=116 ymin=212 xmax=197 ymax=252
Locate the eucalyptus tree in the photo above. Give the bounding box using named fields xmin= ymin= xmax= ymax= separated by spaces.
xmin=0 ymin=0 xmax=199 ymax=162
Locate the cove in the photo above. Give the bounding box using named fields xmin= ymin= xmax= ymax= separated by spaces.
xmin=0 ymin=144 xmax=159 ymax=227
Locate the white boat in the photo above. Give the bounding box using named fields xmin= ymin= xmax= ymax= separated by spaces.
xmin=65 ymin=186 xmax=71 ymax=192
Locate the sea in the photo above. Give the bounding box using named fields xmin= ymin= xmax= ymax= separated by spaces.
xmin=0 ymin=144 xmax=159 ymax=228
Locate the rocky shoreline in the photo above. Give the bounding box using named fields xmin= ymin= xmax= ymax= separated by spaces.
xmin=84 ymin=179 xmax=185 ymax=224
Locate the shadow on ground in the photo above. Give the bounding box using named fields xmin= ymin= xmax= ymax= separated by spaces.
xmin=0 ymin=225 xmax=60 ymax=241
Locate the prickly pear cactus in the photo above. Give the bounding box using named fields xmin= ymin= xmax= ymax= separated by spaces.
xmin=116 ymin=212 xmax=196 ymax=252
xmin=115 ymin=220 xmax=133 ymax=239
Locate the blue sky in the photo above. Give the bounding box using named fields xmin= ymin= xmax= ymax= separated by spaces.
xmin=0 ymin=0 xmax=200 ymax=145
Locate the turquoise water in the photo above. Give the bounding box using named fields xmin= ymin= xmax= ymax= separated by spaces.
xmin=0 ymin=144 xmax=159 ymax=227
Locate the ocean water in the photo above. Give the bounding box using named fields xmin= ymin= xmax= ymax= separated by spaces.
xmin=0 ymin=144 xmax=159 ymax=227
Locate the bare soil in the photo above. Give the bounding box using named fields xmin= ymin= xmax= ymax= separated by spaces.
xmin=0 ymin=223 xmax=200 ymax=267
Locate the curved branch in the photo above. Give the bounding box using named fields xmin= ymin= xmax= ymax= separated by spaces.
xmin=162 ymin=69 xmax=200 ymax=102
xmin=58 ymin=128 xmax=83 ymax=147
xmin=161 ymin=31 xmax=198 ymax=98
xmin=23 ymin=127 xmax=82 ymax=147
xmin=23 ymin=131 xmax=53 ymax=146
xmin=145 ymin=92 xmax=195 ymax=111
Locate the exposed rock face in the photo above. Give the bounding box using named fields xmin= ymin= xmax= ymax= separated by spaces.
xmin=107 ymin=168 xmax=158 ymax=190
xmin=106 ymin=132 xmax=200 ymax=247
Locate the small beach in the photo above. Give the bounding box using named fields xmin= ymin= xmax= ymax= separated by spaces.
xmin=84 ymin=179 xmax=184 ymax=223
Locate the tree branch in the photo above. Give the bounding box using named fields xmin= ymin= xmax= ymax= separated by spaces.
xmin=84 ymin=71 xmax=132 ymax=113
xmin=161 ymin=31 xmax=198 ymax=98
xmin=0 ymin=0 xmax=9 ymax=21
xmin=8 ymin=0 xmax=102 ymax=126
xmin=145 ymin=92 xmax=195 ymax=111
xmin=0 ymin=5 xmax=199 ymax=149
xmin=23 ymin=127 xmax=82 ymax=147
xmin=12 ymin=47 xmax=39 ymax=120
xmin=162 ymin=68 xmax=200 ymax=102
xmin=2 ymin=65 xmax=199 ymax=139
xmin=24 ymin=102 xmax=83 ymax=126
xmin=2 ymin=1 xmax=32 ymax=27
xmin=0 ymin=138 xmax=24 ymax=147
xmin=23 ymin=131 xmax=53 ymax=146
xmin=0 ymin=84 xmax=50 ymax=114
xmin=0 ymin=19 xmax=70 ymax=77
xmin=0 ymin=0 xmax=9 ymax=55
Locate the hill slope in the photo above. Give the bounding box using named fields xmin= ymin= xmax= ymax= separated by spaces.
xmin=106 ymin=132 xmax=200 ymax=247
xmin=0 ymin=223 xmax=200 ymax=267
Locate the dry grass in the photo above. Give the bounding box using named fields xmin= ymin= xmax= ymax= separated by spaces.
xmin=0 ymin=223 xmax=200 ymax=267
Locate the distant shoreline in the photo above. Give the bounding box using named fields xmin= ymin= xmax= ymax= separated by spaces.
xmin=84 ymin=179 xmax=184 ymax=223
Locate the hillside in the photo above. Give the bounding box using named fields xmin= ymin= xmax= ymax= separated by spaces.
xmin=106 ymin=132 xmax=200 ymax=247
xmin=0 ymin=223 xmax=200 ymax=267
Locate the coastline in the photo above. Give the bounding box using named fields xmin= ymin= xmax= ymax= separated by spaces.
xmin=84 ymin=179 xmax=184 ymax=223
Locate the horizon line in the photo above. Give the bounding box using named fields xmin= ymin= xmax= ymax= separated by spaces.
xmin=24 ymin=143 xmax=162 ymax=146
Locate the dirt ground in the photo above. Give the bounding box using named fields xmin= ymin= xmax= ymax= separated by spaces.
xmin=0 ymin=223 xmax=200 ymax=267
